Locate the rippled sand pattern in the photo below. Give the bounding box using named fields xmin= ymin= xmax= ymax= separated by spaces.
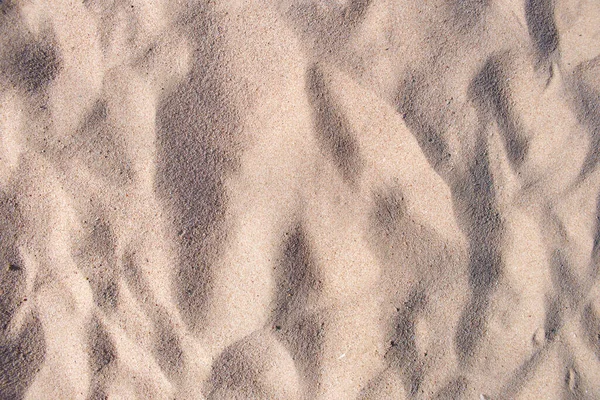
xmin=1 ymin=0 xmax=600 ymax=399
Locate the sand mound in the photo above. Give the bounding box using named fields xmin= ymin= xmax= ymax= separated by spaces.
xmin=1 ymin=0 xmax=600 ymax=398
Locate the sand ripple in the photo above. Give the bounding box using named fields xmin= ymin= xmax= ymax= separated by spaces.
xmin=1 ymin=0 xmax=600 ymax=398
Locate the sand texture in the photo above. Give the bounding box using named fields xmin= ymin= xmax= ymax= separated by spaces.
xmin=1 ymin=0 xmax=600 ymax=398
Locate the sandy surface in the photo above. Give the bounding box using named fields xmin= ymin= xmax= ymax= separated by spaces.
xmin=1 ymin=0 xmax=599 ymax=399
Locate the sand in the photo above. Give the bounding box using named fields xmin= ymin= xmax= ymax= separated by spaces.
xmin=0 ymin=0 xmax=599 ymax=398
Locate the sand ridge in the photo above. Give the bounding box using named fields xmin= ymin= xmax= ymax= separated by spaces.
xmin=1 ymin=0 xmax=600 ymax=399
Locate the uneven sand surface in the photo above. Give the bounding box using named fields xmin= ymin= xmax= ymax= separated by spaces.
xmin=1 ymin=0 xmax=600 ymax=398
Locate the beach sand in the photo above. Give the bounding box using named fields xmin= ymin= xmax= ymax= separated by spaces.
xmin=1 ymin=0 xmax=600 ymax=398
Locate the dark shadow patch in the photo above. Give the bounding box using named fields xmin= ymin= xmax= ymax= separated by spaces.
xmin=284 ymin=0 xmax=372 ymax=57
xmin=452 ymin=128 xmax=503 ymax=366
xmin=9 ymin=40 xmax=61 ymax=93
xmin=344 ymin=0 xmax=372 ymax=24
xmin=433 ymin=376 xmax=468 ymax=399
xmin=372 ymin=188 xmax=407 ymax=236
xmin=525 ymin=0 xmax=559 ymax=64
xmin=571 ymin=58 xmax=600 ymax=181
xmin=455 ymin=297 xmax=487 ymax=362
xmin=575 ymin=89 xmax=600 ymax=180
xmin=396 ymin=71 xmax=452 ymax=174
xmin=591 ymin=190 xmax=600 ymax=277
xmin=368 ymin=184 xmax=467 ymax=293
xmin=307 ymin=65 xmax=363 ymax=186
xmin=121 ymin=251 xmax=145 ymax=301
xmin=273 ymin=224 xmax=318 ymax=325
xmin=153 ymin=309 xmax=185 ymax=380
xmin=82 ymin=99 xmax=108 ymax=128
xmin=449 ymin=0 xmax=490 ymax=30
xmin=0 ymin=0 xmax=15 ymax=15
xmin=581 ymin=303 xmax=600 ymax=359
xmin=73 ymin=216 xmax=119 ymax=313
xmin=119 ymin=250 xmax=185 ymax=381
xmin=0 ymin=194 xmax=25 ymax=332
xmin=272 ymin=224 xmax=322 ymax=397
xmin=156 ymin=6 xmax=241 ymax=331
xmin=8 ymin=264 xmax=20 ymax=271
xmin=207 ymin=332 xmax=300 ymax=399
xmin=68 ymin=99 xmax=132 ymax=185
xmin=88 ymin=318 xmax=116 ymax=400
xmin=387 ymin=288 xmax=427 ymax=395
xmin=89 ymin=319 xmax=116 ymax=374
xmin=550 ymin=249 xmax=584 ymax=307
xmin=564 ymin=364 xmax=579 ymax=396
xmin=469 ymin=56 xmax=529 ymax=168
xmin=285 ymin=313 xmax=324 ymax=399
xmin=496 ymin=346 xmax=547 ymax=399
xmin=544 ymin=295 xmax=561 ymax=342
xmin=87 ymin=388 xmax=109 ymax=400
xmin=366 ymin=182 xmax=469 ymax=395
xmin=208 ymin=344 xmax=251 ymax=397
xmin=97 ymin=280 xmax=118 ymax=311
xmin=0 ymin=260 xmax=24 ymax=331
xmin=0 ymin=315 xmax=45 ymax=399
